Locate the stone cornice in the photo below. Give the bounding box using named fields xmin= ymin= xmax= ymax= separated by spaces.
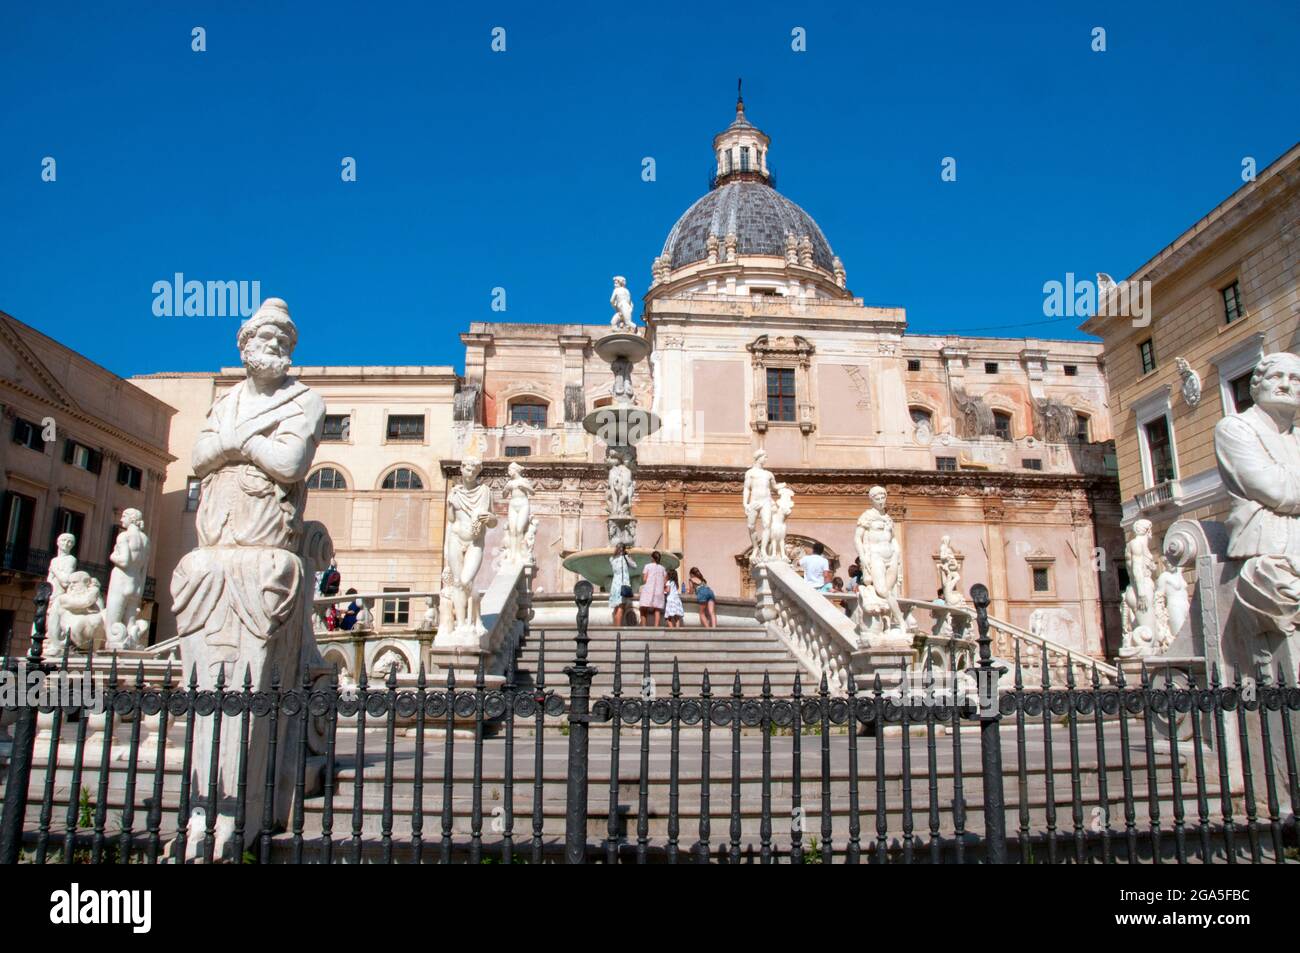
xmin=0 ymin=380 xmax=176 ymax=466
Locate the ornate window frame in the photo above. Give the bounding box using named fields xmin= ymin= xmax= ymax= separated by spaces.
xmin=1209 ymin=332 xmax=1264 ymax=416
xmin=747 ymin=334 xmax=815 ymax=434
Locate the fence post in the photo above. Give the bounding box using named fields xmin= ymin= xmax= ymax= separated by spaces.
xmin=563 ymin=581 xmax=596 ymax=864
xmin=0 ymin=582 xmax=52 ymax=863
xmin=970 ymin=583 xmax=1008 ymax=864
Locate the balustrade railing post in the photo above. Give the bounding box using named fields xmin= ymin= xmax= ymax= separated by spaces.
xmin=971 ymin=584 xmax=1008 ymax=864
xmin=0 ymin=583 xmax=51 ymax=864
xmin=563 ymin=581 xmax=596 ymax=864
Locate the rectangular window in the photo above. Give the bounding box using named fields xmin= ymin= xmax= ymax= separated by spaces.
xmin=63 ymin=439 xmax=102 ymax=474
xmin=1144 ymin=416 xmax=1177 ymax=484
xmin=322 ymin=414 xmax=350 ymax=442
xmin=1075 ymin=413 xmax=1090 ymax=442
xmin=503 ymin=446 xmax=531 ymax=457
xmin=984 ymin=362 xmax=999 ymax=374
xmin=0 ymin=491 xmax=37 ymax=564
xmin=1022 ymin=458 xmax=1042 ymax=471
xmin=1229 ymin=371 xmax=1253 ymax=412
xmin=386 ymin=414 xmax=424 ymax=441
xmin=185 ymin=476 xmax=202 ymax=512
xmin=1032 ymin=567 xmax=1051 ymax=593
xmin=766 ymin=367 xmax=796 ymax=422
xmin=1138 ymin=338 xmax=1156 ymax=375
xmin=1221 ymin=281 xmax=1242 ymax=324
xmin=935 ymin=456 xmax=958 ymax=472
xmin=382 ymin=587 xmax=410 ymax=626
xmin=510 ymin=403 xmax=548 ymax=428
xmin=740 ymin=146 xmax=750 ymax=171
xmin=117 ymin=462 xmax=143 ymax=490
xmin=11 ymin=417 xmax=45 ymax=453
xmin=1064 ymin=364 xmax=1078 ymax=377
xmin=993 ymin=413 xmax=1012 ymax=441
xmin=907 ymin=359 xmax=921 ymax=372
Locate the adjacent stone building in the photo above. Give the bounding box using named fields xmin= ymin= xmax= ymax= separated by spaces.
xmin=0 ymin=311 xmax=174 ymax=656
xmin=1081 ymin=143 xmax=1300 ymax=545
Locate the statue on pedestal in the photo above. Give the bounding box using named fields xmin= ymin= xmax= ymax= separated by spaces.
xmin=1214 ymin=352 xmax=1300 ymax=655
xmin=1155 ymin=557 xmax=1190 ymax=643
xmin=105 ymin=508 xmax=151 ymax=650
xmin=58 ymin=572 xmax=106 ymax=652
xmin=766 ymin=483 xmax=795 ymax=562
xmin=42 ymin=533 xmax=79 ymax=655
xmin=609 ymin=276 xmax=635 ymax=331
xmin=171 ymin=298 xmax=325 ymax=859
xmin=503 ymin=461 xmax=535 ymax=568
xmin=743 ymin=449 xmax=778 ymax=563
xmin=937 ymin=535 xmax=964 ymax=607
xmin=1119 ymin=519 xmax=1167 ymax=657
xmin=606 ymin=448 xmax=634 ymax=519
xmin=854 ymin=486 xmax=906 ymax=637
xmin=440 ymin=456 xmax=496 ymax=639
xmin=610 ymin=356 xmax=634 ymax=406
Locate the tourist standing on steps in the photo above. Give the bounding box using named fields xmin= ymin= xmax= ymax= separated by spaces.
xmin=688 ymin=566 xmax=717 ymax=628
xmin=639 ymin=550 xmax=667 ymax=626
xmin=610 ymin=543 xmax=634 ymax=627
xmin=664 ymin=569 xmax=685 ymax=628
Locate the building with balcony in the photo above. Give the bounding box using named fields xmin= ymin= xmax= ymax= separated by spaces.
xmin=0 ymin=311 xmax=174 ymax=656
xmin=1081 ymin=143 xmax=1300 ymax=548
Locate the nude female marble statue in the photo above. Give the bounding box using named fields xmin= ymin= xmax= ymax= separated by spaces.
xmin=105 ymin=508 xmax=151 ymax=649
xmin=42 ymin=533 xmax=78 ymax=653
xmin=504 ymin=461 xmax=535 ymax=567
xmin=443 ymin=456 xmax=497 ymax=633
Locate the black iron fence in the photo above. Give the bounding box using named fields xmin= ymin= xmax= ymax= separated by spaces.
xmin=1 ymin=582 xmax=1297 ymax=864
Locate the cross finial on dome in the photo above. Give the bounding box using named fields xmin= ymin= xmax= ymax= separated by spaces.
xmin=737 ymin=77 xmax=743 ymax=115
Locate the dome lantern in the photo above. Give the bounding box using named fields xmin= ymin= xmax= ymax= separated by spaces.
xmin=712 ymin=79 xmax=772 ymax=187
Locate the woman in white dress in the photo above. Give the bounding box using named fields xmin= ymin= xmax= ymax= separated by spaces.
xmin=609 ymin=543 xmax=634 ymax=626
xmin=664 ymin=569 xmax=685 ymax=628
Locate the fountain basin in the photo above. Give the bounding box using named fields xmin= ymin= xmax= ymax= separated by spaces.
xmin=593 ymin=332 xmax=651 ymax=365
xmin=582 ymin=406 xmax=661 ymax=443
xmin=561 ymin=547 xmax=681 ymax=593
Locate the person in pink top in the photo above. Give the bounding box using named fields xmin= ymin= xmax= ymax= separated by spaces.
xmin=638 ymin=550 xmax=668 ymax=626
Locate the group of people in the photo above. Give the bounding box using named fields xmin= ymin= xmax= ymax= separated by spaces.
xmin=797 ymin=542 xmax=868 ymax=617
xmin=608 ymin=546 xmax=719 ymax=627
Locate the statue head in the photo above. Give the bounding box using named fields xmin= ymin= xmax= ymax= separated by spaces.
xmin=460 ymin=456 xmax=483 ymax=485
xmin=120 ymin=508 xmax=143 ymax=530
xmin=507 ymin=461 xmax=524 ymax=479
xmin=1133 ymin=518 xmax=1152 ymax=539
xmin=1248 ymin=352 xmax=1300 ymax=415
xmin=237 ymin=298 xmax=297 ymax=384
xmin=869 ymin=485 xmax=888 ymax=509
xmin=613 ymin=276 xmax=626 ymax=288
xmin=55 ymin=532 xmax=76 ymax=555
xmin=752 ymin=449 xmax=767 ymax=467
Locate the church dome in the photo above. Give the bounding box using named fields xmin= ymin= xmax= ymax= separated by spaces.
xmin=659 ymin=180 xmax=837 ymax=272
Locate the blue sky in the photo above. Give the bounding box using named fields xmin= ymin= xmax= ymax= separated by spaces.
xmin=1 ymin=1 xmax=1296 ymax=377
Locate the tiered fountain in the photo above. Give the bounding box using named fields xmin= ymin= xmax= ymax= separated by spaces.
xmin=562 ymin=278 xmax=679 ymax=592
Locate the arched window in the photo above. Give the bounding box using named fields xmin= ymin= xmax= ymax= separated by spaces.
xmin=993 ymin=411 xmax=1013 ymax=441
xmin=509 ymin=401 xmax=548 ymax=428
xmin=307 ymin=467 xmax=348 ymax=491
xmin=909 ymin=407 xmax=933 ymax=430
xmin=381 ymin=468 xmax=423 ymax=491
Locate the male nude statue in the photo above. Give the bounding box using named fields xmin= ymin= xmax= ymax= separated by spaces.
xmin=743 ymin=449 xmax=779 ymax=561
xmin=854 ymin=486 xmax=906 ymax=631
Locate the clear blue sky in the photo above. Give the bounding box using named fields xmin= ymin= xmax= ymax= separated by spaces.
xmin=1 ymin=1 xmax=1296 ymax=377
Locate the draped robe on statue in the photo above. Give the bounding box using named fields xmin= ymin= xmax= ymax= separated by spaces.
xmin=172 ymin=376 xmax=325 ymax=856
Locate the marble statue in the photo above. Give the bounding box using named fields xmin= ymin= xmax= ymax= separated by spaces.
xmin=1119 ymin=519 xmax=1166 ymax=657
xmin=503 ymin=461 xmax=535 ymax=568
xmin=105 ymin=508 xmax=151 ymax=650
xmin=1175 ymin=357 xmax=1202 ymax=408
xmin=766 ymin=483 xmax=795 ymax=562
xmin=609 ymin=276 xmax=635 ymax=331
xmin=854 ymin=486 xmax=906 ymax=635
xmin=743 ymin=449 xmax=779 ymax=563
xmin=440 ymin=456 xmax=497 ymax=639
xmin=611 ymin=356 xmax=634 ymax=406
xmin=171 ymin=297 xmax=325 ymax=859
xmin=1214 ymin=351 xmax=1300 ymax=650
xmin=606 ymin=447 xmax=634 ymax=519
xmin=42 ymin=533 xmax=78 ymax=655
xmin=1155 ymin=557 xmax=1190 ymax=643
xmin=937 ymin=535 xmax=964 ymax=607
xmin=523 ymin=517 xmax=539 ymax=566
xmin=59 ymin=572 xmax=106 ymax=652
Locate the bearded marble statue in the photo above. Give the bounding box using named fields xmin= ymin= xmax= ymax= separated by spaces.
xmin=59 ymin=571 xmax=106 ymax=653
xmin=1214 ymin=352 xmax=1300 ymax=647
xmin=171 ymin=298 xmax=325 ymax=859
xmin=105 ymin=508 xmax=151 ymax=650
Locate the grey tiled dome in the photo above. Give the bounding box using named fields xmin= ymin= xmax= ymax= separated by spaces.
xmin=660 ymin=181 xmax=836 ymax=271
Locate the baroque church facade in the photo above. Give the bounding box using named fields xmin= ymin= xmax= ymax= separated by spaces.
xmin=136 ymin=97 xmax=1124 ymax=657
